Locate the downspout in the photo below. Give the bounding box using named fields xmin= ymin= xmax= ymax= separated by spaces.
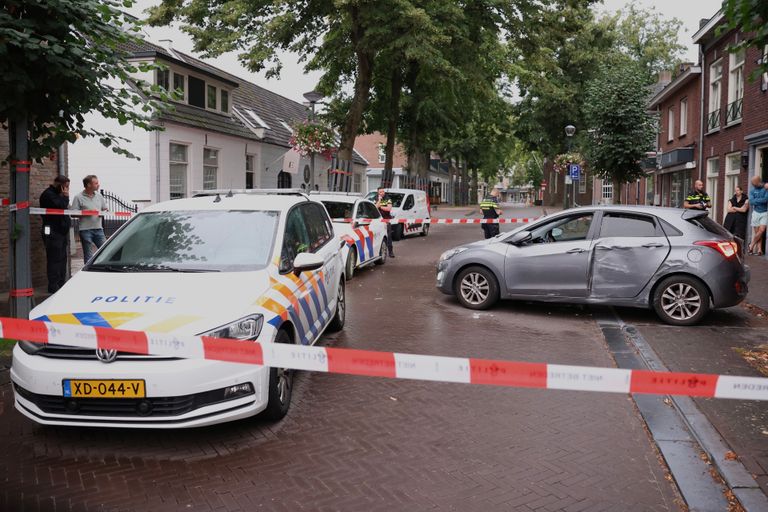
xmin=698 ymin=43 xmax=706 ymax=183
xmin=155 ymin=129 xmax=161 ymax=203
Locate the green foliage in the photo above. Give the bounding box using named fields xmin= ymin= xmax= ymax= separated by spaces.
xmin=723 ymin=0 xmax=768 ymax=77
xmin=0 ymin=0 xmax=169 ymax=161
xmin=583 ymin=59 xmax=656 ymax=200
xmin=289 ymin=121 xmax=337 ymax=157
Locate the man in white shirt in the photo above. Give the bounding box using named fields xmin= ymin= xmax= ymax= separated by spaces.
xmin=71 ymin=174 xmax=108 ymax=263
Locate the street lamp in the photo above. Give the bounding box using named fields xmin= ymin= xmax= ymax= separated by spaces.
xmin=303 ymin=90 xmax=324 ymax=192
xmin=565 ymin=124 xmax=576 ymax=208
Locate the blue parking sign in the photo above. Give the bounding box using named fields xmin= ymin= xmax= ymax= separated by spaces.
xmin=569 ymin=164 xmax=581 ymax=180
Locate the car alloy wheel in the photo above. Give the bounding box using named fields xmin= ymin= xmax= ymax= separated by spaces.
xmin=345 ymin=248 xmax=356 ymax=281
xmin=660 ymin=282 xmax=701 ymax=321
xmin=375 ymin=240 xmax=387 ymax=265
xmin=460 ymin=271 xmax=490 ymax=305
xmin=328 ymin=280 xmax=346 ymax=332
xmin=262 ymin=328 xmax=294 ymax=421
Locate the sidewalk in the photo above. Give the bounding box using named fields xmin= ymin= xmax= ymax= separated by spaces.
xmin=746 ymin=254 xmax=768 ymax=312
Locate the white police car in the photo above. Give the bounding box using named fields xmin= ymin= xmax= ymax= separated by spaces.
xmin=11 ymin=190 xmax=346 ymax=428
xmin=310 ymin=192 xmax=388 ymax=279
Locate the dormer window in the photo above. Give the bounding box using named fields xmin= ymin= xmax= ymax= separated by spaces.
xmin=156 ymin=68 xmax=170 ymax=90
xmin=173 ymin=73 xmax=185 ymax=99
xmin=188 ymin=76 xmax=205 ymax=108
xmin=207 ymin=85 xmax=217 ymax=109
xmin=221 ymin=90 xmax=229 ymax=113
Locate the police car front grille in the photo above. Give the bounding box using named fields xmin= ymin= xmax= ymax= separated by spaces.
xmin=36 ymin=344 xmax=179 ymax=361
xmin=14 ymin=384 xmax=238 ymax=418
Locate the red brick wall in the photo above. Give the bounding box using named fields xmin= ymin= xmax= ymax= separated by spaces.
xmin=658 ymin=74 xmax=701 ymax=154
xmin=0 ymin=129 xmax=65 ymax=292
xmin=700 ymin=28 xmax=763 ymax=224
xmin=354 ymin=132 xmax=408 ymax=169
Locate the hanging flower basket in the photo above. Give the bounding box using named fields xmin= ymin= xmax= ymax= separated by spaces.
xmin=553 ymin=152 xmax=585 ymax=174
xmin=290 ymin=120 xmax=337 ymax=158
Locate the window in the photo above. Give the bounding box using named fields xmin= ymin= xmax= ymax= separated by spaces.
xmin=207 ymin=85 xmax=217 ymax=109
xmin=599 ymin=213 xmax=657 ymax=238
xmin=322 ymin=201 xmax=353 ymax=219
xmin=707 ymin=157 xmax=719 ymax=219
xmin=277 ymin=171 xmax=292 ymax=189
xmin=245 ymin=155 xmax=255 ymax=189
xmin=169 ymin=143 xmax=188 ymax=200
xmin=667 ymin=107 xmax=675 ymax=141
xmin=172 ymin=73 xmax=185 ymax=99
xmin=403 ymin=195 xmax=415 ymax=210
xmin=646 ymin=176 xmax=655 ymax=205
xmin=707 ymin=60 xmax=722 ymax=131
xmin=353 ymin=172 xmax=362 ymax=193
xmin=280 ymin=208 xmax=311 ymax=273
xmin=203 ymin=148 xmax=218 ymax=190
xmin=378 ymin=144 xmax=386 ymax=164
xmin=188 ymin=76 xmax=205 ymax=108
xmin=601 ymin=181 xmax=613 ymax=203
xmin=360 ymin=202 xmax=380 ymax=219
xmin=156 ymin=68 xmax=169 ymax=90
xmin=679 ymin=98 xmax=688 ymax=136
xmin=724 ymin=152 xmax=742 ymax=219
xmin=220 ymin=90 xmax=229 ymax=113
xmin=578 ymin=175 xmax=586 ymax=194
xmin=763 ymin=45 xmax=768 ymax=92
xmin=302 ymin=203 xmax=333 ymax=251
xmin=530 ymin=214 xmax=593 ymax=243
xmin=727 ymin=49 xmax=745 ymax=124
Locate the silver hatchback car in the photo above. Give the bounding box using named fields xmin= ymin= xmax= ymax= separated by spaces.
xmin=436 ymin=206 xmax=749 ymax=325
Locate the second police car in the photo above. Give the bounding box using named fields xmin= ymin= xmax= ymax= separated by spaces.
xmin=310 ymin=191 xmax=388 ymax=279
xmin=11 ymin=190 xmax=346 ymax=428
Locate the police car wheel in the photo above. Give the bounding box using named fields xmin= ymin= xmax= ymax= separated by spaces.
xmin=652 ymin=275 xmax=710 ymax=326
xmin=328 ymin=280 xmax=346 ymax=332
xmin=421 ymin=223 xmax=429 ymax=237
xmin=455 ymin=266 xmax=499 ymax=310
xmin=345 ymin=249 xmax=356 ymax=281
xmin=375 ymin=240 xmax=387 ymax=265
xmin=262 ymin=328 xmax=294 ymax=421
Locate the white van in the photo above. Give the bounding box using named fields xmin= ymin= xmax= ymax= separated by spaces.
xmin=365 ymin=188 xmax=430 ymax=241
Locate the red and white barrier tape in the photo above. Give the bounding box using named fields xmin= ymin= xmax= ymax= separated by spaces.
xmin=332 ymin=217 xmax=539 ymax=224
xmin=2 ymin=203 xmax=134 ymax=217
xmin=2 ymin=317 xmax=766 ymax=401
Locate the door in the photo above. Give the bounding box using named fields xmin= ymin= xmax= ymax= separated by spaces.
xmin=590 ymin=212 xmax=670 ymax=298
xmin=301 ymin=203 xmax=341 ymax=335
xmin=352 ymin=201 xmax=379 ymax=262
xmin=504 ymin=213 xmax=595 ymax=298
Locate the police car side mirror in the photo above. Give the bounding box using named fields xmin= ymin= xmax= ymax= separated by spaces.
xmin=293 ymin=252 xmax=323 ymax=275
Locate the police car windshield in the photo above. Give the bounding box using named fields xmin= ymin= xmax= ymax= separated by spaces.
xmin=321 ymin=201 xmax=353 ymax=219
xmin=88 ymin=210 xmax=280 ymax=272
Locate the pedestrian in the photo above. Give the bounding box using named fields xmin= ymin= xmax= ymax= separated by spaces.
xmin=39 ymin=175 xmax=71 ymax=293
xmin=479 ymin=188 xmax=503 ymax=239
xmin=71 ymin=174 xmax=108 ymax=263
xmin=374 ymin=186 xmax=395 ymax=258
xmin=683 ymin=180 xmax=712 ymax=210
xmin=748 ymin=175 xmax=768 ymax=256
xmin=723 ymin=185 xmax=749 ymax=242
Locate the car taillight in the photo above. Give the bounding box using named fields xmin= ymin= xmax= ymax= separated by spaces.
xmin=694 ymin=240 xmax=738 ymax=259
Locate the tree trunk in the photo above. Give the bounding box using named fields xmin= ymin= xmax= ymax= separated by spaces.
xmin=471 ymin=167 xmax=479 ymax=205
xmin=407 ymin=149 xmax=429 ymax=179
xmin=383 ymin=67 xmax=402 ymax=188
xmin=612 ymin=177 xmax=621 ymax=204
xmin=460 ymin=159 xmax=469 ymax=206
xmin=9 ymin=116 xmax=33 ymax=318
xmin=337 ymin=7 xmax=373 ymax=163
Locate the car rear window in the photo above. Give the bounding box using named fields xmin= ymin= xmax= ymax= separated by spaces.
xmin=685 ymin=215 xmax=731 ymax=238
xmin=321 ymin=201 xmax=353 ymax=219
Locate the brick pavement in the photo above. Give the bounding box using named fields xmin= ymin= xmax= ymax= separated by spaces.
xmin=0 ymin=219 xmax=680 ymax=511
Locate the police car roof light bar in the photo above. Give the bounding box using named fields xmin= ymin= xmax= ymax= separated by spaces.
xmin=192 ymin=188 xmax=308 ymax=198
xmin=308 ymin=191 xmax=362 ymax=197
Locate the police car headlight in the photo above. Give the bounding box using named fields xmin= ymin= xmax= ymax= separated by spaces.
xmin=18 ymin=340 xmax=43 ymax=355
xmin=439 ymin=247 xmax=467 ymax=263
xmin=202 ymin=314 xmax=264 ymax=340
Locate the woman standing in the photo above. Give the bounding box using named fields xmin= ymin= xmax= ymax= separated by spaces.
xmin=724 ymin=185 xmax=749 ymax=244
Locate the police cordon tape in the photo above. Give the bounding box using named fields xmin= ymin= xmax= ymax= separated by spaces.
xmin=2 ymin=317 xmax=767 ymax=401
xmin=2 ymin=202 xmax=135 ymax=217
xmin=332 ymin=217 xmax=539 ymax=224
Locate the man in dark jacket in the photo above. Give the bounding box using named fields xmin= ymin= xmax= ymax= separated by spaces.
xmin=40 ymin=175 xmax=71 ymax=293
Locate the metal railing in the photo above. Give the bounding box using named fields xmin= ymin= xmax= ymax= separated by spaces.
xmin=725 ymin=98 xmax=743 ymax=124
xmin=706 ymin=110 xmax=721 ymax=132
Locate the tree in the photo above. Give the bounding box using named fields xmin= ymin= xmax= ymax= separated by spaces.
xmin=723 ymin=0 xmax=768 ymax=77
xmin=0 ymin=0 xmax=166 ymax=318
xmin=583 ymin=59 xmax=656 ymax=203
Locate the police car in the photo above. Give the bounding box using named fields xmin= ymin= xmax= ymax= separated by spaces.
xmin=11 ymin=190 xmax=346 ymax=428
xmin=365 ymin=188 xmax=430 ymax=241
xmin=310 ymin=192 xmax=388 ymax=279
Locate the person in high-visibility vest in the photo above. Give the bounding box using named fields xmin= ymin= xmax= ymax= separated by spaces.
xmin=479 ymin=188 xmax=502 ymax=239
xmin=375 ymin=187 xmax=395 ymax=257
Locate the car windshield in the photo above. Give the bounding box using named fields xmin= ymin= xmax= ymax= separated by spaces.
xmin=365 ymin=192 xmax=405 ymax=207
xmin=321 ymin=201 xmax=354 ymax=219
xmin=88 ymin=210 xmax=280 ymax=272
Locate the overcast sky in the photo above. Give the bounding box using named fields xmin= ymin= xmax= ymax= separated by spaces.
xmin=129 ymin=0 xmax=723 ymax=104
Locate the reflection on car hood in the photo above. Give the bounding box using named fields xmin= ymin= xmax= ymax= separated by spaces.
xmin=29 ymin=270 xmax=271 ymax=335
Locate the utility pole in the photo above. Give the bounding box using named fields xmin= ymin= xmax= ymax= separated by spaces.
xmin=9 ymin=116 xmax=33 ymax=318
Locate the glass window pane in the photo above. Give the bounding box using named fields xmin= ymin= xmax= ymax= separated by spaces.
xmin=203 ymin=167 xmax=217 ymax=189
xmin=173 ymin=73 xmax=185 ymax=94
xmin=156 ymin=69 xmax=169 ymax=90
xmin=170 ymin=143 xmax=187 ymax=163
xmin=207 ymin=85 xmax=217 ymax=109
xmin=204 ymin=148 xmax=218 ymax=166
xmin=188 ymin=76 xmax=205 ymax=108
xmin=221 ymin=90 xmax=229 ymax=112
xmin=600 ymin=214 xmax=656 ymax=238
xmin=169 ymin=163 xmax=187 ymax=200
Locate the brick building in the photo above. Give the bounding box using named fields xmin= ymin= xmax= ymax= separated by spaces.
xmin=354 ymin=132 xmax=408 ymax=192
xmin=647 ymin=65 xmax=702 ymax=208
xmin=0 ymin=130 xmax=66 ymax=293
xmin=694 ymin=12 xmax=768 ymax=224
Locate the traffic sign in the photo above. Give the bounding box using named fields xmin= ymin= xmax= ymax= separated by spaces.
xmin=569 ymin=164 xmax=581 ymax=180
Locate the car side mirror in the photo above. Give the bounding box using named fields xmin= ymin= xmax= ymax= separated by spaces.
xmin=508 ymin=230 xmax=532 ymax=245
xmin=354 ymin=220 xmax=370 ymax=228
xmin=551 ymin=227 xmax=563 ymax=239
xmin=293 ymin=252 xmax=323 ymax=275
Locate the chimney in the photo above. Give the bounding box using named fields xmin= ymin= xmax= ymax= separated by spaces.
xmin=158 ymin=39 xmax=184 ymax=62
xmin=699 ymin=18 xmax=710 ymax=29
xmin=657 ymin=70 xmax=672 ymax=84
